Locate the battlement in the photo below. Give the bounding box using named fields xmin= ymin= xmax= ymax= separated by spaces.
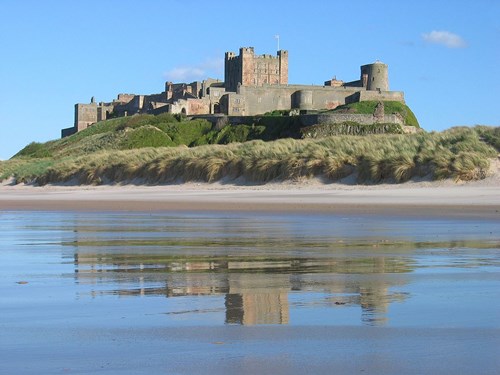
xmin=225 ymin=51 xmax=237 ymax=61
xmin=240 ymin=47 xmax=254 ymax=54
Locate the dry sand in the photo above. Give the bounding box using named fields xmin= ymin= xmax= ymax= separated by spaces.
xmin=0 ymin=173 xmax=499 ymax=218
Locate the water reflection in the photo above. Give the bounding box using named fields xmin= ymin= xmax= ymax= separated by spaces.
xmin=49 ymin=212 xmax=499 ymax=326
xmin=72 ymin=248 xmax=415 ymax=325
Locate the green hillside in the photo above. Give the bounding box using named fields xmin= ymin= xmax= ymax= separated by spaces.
xmin=12 ymin=101 xmax=420 ymax=161
xmin=0 ymin=112 xmax=497 ymax=185
xmin=13 ymin=113 xmax=303 ymax=160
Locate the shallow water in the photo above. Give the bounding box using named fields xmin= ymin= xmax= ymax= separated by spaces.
xmin=1 ymin=210 xmax=499 ymax=373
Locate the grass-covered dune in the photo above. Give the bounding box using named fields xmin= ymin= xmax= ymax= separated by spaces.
xmin=1 ymin=110 xmax=498 ymax=186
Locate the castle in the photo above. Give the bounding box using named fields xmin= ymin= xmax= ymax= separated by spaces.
xmin=61 ymin=47 xmax=405 ymax=137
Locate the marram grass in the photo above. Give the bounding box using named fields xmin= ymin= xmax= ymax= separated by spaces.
xmin=1 ymin=126 xmax=497 ymax=185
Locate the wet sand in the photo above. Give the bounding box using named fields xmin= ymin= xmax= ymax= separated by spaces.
xmin=3 ymin=325 xmax=499 ymax=374
xmin=0 ymin=182 xmax=499 ymax=219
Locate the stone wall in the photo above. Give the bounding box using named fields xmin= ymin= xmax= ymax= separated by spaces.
xmin=97 ymin=103 xmax=114 ymax=122
xmin=115 ymin=94 xmax=135 ymax=103
xmin=61 ymin=126 xmax=77 ymax=138
xmin=187 ymin=98 xmax=210 ymax=115
xmin=301 ymin=123 xmax=406 ymax=138
xmin=168 ymin=98 xmax=211 ymax=115
xmin=300 ymin=113 xmax=405 ymax=127
xmin=74 ymin=103 xmax=97 ymax=131
xmin=220 ymin=93 xmax=246 ymax=116
xmin=237 ymin=85 xmax=367 ymax=115
xmin=142 ymin=93 xmax=168 ymax=111
xmin=347 ymin=90 xmax=405 ymax=103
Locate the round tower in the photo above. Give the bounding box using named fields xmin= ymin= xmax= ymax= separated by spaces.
xmin=360 ymin=61 xmax=389 ymax=91
xmin=296 ymin=90 xmax=313 ymax=110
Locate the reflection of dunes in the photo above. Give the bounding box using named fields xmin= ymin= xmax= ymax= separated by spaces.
xmin=74 ymin=255 xmax=411 ymax=326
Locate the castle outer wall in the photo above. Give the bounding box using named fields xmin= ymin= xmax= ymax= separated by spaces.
xmin=220 ymin=84 xmax=404 ymax=116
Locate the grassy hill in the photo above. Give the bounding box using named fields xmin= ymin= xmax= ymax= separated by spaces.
xmin=0 ymin=109 xmax=497 ymax=185
xmin=13 ymin=101 xmax=420 ymax=160
xmin=13 ymin=113 xmax=303 ymax=160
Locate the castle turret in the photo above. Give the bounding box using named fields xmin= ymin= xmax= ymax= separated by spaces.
xmin=360 ymin=61 xmax=389 ymax=91
xmin=277 ymin=50 xmax=288 ymax=85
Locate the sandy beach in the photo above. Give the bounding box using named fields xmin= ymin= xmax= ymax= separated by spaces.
xmin=0 ymin=175 xmax=499 ymax=219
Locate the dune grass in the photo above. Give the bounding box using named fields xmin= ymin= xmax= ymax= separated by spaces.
xmin=3 ymin=126 xmax=496 ymax=185
xmin=3 ymin=108 xmax=496 ymax=185
xmin=475 ymin=125 xmax=500 ymax=151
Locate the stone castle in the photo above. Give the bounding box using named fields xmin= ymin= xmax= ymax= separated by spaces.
xmin=61 ymin=47 xmax=405 ymax=137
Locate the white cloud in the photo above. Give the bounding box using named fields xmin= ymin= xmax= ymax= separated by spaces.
xmin=422 ymin=30 xmax=467 ymax=48
xmin=164 ymin=57 xmax=224 ymax=82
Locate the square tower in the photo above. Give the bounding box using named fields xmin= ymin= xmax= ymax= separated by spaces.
xmin=224 ymin=47 xmax=288 ymax=92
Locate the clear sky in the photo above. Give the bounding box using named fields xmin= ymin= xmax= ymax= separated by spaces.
xmin=0 ymin=0 xmax=498 ymax=160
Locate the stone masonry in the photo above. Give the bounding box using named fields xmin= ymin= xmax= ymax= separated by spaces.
xmin=61 ymin=47 xmax=405 ymax=137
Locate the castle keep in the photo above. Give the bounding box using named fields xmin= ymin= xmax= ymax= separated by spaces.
xmin=62 ymin=47 xmax=405 ymax=137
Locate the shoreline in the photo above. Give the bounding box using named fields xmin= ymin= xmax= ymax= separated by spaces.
xmin=1 ymin=182 xmax=499 ymax=219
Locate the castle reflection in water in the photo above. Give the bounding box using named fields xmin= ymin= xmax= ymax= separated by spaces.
xmin=72 ymin=255 xmax=410 ymax=326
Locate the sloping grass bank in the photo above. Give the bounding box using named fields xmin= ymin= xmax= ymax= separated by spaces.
xmin=331 ymin=101 xmax=420 ymax=128
xmin=12 ymin=113 xmax=303 ymax=160
xmin=12 ymin=101 xmax=418 ymax=161
xmin=2 ymin=126 xmax=496 ymax=185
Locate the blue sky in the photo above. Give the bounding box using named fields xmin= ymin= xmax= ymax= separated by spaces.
xmin=1 ymin=0 xmax=498 ymax=160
